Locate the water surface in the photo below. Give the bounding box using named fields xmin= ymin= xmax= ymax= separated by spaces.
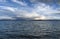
xmin=0 ymin=21 xmax=60 ymax=39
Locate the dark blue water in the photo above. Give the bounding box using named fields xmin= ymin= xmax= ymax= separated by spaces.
xmin=0 ymin=21 xmax=60 ymax=39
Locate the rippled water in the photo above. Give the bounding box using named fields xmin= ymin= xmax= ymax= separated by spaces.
xmin=0 ymin=21 xmax=60 ymax=39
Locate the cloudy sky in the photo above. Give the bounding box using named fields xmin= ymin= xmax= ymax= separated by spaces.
xmin=0 ymin=0 xmax=60 ymax=20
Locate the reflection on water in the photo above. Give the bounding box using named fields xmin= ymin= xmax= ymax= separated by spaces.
xmin=0 ymin=21 xmax=60 ymax=39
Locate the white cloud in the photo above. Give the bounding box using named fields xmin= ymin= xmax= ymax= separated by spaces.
xmin=12 ymin=0 xmax=27 ymax=6
xmin=34 ymin=3 xmax=60 ymax=14
xmin=0 ymin=6 xmax=17 ymax=19
xmin=12 ymin=3 xmax=60 ymax=20
xmin=0 ymin=16 xmax=15 ymax=19
xmin=30 ymin=3 xmax=60 ymax=20
xmin=14 ymin=10 xmax=39 ymax=18
xmin=0 ymin=6 xmax=16 ymax=12
xmin=0 ymin=3 xmax=60 ymax=20
xmin=16 ymin=3 xmax=59 ymax=20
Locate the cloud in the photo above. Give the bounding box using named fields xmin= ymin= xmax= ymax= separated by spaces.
xmin=30 ymin=0 xmax=52 ymax=3
xmin=0 ymin=6 xmax=17 ymax=18
xmin=12 ymin=0 xmax=27 ymax=6
xmin=0 ymin=16 xmax=15 ymax=19
xmin=15 ymin=10 xmax=39 ymax=18
xmin=0 ymin=6 xmax=16 ymax=19
xmin=0 ymin=0 xmax=7 ymax=3
xmin=32 ymin=3 xmax=60 ymax=19
xmin=0 ymin=2 xmax=60 ymax=20
xmin=30 ymin=0 xmax=60 ymax=4
xmin=0 ymin=6 xmax=16 ymax=12
xmin=34 ymin=3 xmax=60 ymax=14
xmin=15 ymin=3 xmax=60 ymax=20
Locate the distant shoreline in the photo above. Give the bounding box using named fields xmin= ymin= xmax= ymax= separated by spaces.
xmin=32 ymin=20 xmax=60 ymax=21
xmin=0 ymin=20 xmax=60 ymax=21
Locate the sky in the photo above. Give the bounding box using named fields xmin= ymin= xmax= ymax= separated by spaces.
xmin=0 ymin=0 xmax=60 ymax=20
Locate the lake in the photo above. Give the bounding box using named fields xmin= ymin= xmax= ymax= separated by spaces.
xmin=0 ymin=21 xmax=60 ymax=39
